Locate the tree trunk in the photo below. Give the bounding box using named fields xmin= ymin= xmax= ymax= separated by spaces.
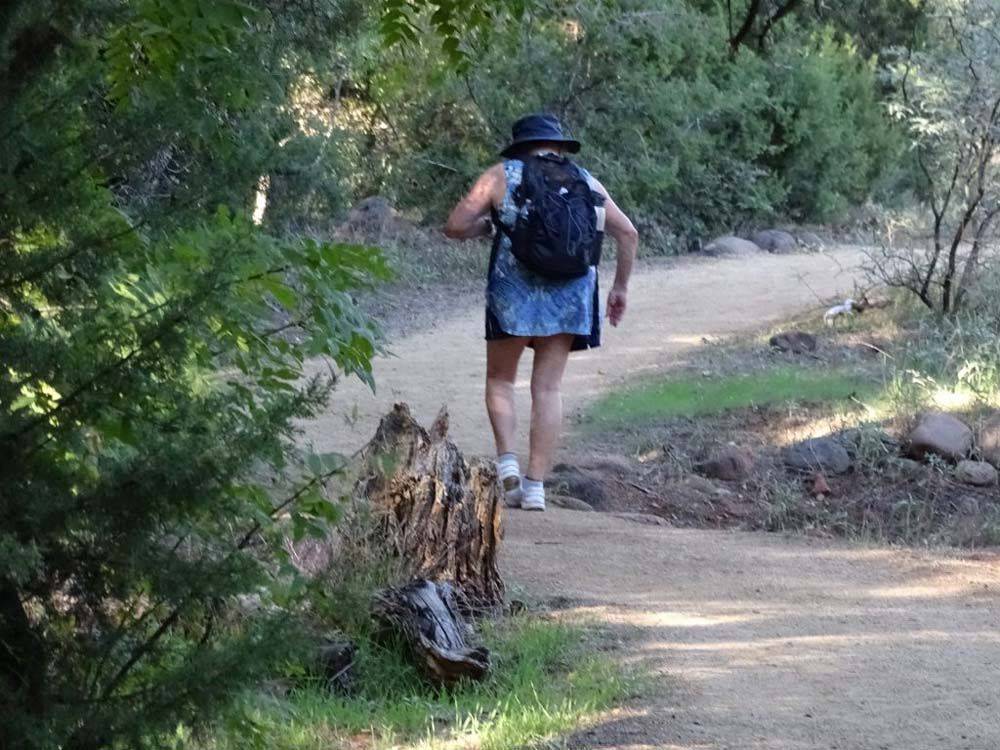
xmin=355 ymin=403 xmax=505 ymax=609
xmin=0 ymin=579 xmax=46 ymax=721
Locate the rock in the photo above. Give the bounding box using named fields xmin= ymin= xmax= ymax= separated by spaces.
xmin=702 ymin=235 xmax=763 ymax=257
xmin=885 ymin=457 xmax=924 ymax=480
xmin=976 ymin=412 xmax=1000 ymax=468
xmin=836 ymin=427 xmax=901 ymax=460
xmin=769 ymin=331 xmax=818 ymax=355
xmin=783 ymin=437 xmax=852 ymax=475
xmin=683 ymin=474 xmax=732 ymax=497
xmin=751 ymin=229 xmax=797 ymax=254
xmin=797 ymin=231 xmax=825 ymax=251
xmin=346 ymin=196 xmax=396 ymax=231
xmin=695 ymin=446 xmax=755 ymax=481
xmin=955 ymin=460 xmax=998 ymax=487
xmin=906 ymin=412 xmax=973 ymax=462
xmin=810 ymin=473 xmax=831 ymax=497
xmin=548 ymin=494 xmax=594 ymax=512
xmin=547 ymin=466 xmax=609 ymax=510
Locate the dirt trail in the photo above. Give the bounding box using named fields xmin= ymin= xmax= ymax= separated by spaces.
xmin=302 ymin=247 xmax=867 ymax=456
xmin=505 ymin=510 xmax=1000 ymax=750
xmin=302 ymin=246 xmax=1000 ymax=749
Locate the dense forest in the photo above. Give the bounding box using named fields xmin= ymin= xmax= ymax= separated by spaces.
xmin=3 ymin=0 xmax=1000 ymax=747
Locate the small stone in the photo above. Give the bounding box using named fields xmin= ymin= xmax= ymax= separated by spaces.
xmin=548 ymin=494 xmax=595 ymax=512
xmin=684 ymin=474 xmax=725 ymax=496
xmin=751 ymin=229 xmax=797 ymax=254
xmin=810 ymin=473 xmax=831 ymax=497
xmin=955 ymin=460 xmax=998 ymax=487
xmin=637 ymin=447 xmax=663 ymax=463
xmin=886 ymin=457 xmax=924 ymax=480
xmin=907 ymin=412 xmax=973 ymax=462
xmin=769 ymin=331 xmax=818 ymax=355
xmin=783 ymin=437 xmax=852 ymax=475
xmin=695 ymin=446 xmax=755 ymax=481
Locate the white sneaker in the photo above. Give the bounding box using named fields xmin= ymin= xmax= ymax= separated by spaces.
xmin=520 ymin=493 xmax=545 ymax=512
xmin=521 ymin=478 xmax=545 ymax=512
xmin=496 ymin=454 xmax=523 ymax=508
xmin=501 ymin=474 xmax=524 ymax=508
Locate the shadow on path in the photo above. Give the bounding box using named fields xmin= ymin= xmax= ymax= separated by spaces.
xmin=504 ymin=509 xmax=1000 ymax=750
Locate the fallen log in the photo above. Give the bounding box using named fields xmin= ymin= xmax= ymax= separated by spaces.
xmin=373 ymin=578 xmax=490 ymax=685
xmin=317 ymin=638 xmax=357 ymax=694
xmin=354 ymin=403 xmax=505 ymax=609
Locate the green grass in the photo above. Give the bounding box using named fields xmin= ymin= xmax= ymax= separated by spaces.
xmin=191 ymin=617 xmax=629 ymax=750
xmin=588 ymin=365 xmax=879 ymax=425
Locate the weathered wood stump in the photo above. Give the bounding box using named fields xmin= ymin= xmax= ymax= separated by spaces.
xmin=373 ymin=579 xmax=490 ymax=685
xmin=355 ymin=403 xmax=505 ymax=609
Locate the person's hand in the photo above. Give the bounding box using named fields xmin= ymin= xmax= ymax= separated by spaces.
xmin=606 ymin=285 xmax=627 ymax=327
xmin=477 ymin=215 xmax=494 ymax=238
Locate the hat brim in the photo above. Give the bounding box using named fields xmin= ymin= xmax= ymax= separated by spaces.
xmin=500 ymin=137 xmax=581 ymax=158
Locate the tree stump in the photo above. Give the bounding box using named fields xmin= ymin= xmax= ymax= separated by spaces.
xmin=373 ymin=579 xmax=490 ymax=685
xmin=355 ymin=403 xmax=505 ymax=608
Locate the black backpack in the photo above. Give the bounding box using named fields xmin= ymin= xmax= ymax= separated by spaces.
xmin=505 ymin=154 xmax=604 ymax=279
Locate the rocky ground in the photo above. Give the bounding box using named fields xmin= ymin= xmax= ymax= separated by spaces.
xmin=558 ymin=319 xmax=1000 ymax=547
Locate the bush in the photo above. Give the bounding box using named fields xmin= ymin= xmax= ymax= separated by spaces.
xmin=765 ymin=29 xmax=903 ymax=222
xmin=0 ymin=2 xmax=385 ymax=747
xmin=342 ymin=0 xmax=902 ymax=237
xmin=867 ymin=0 xmax=1000 ymax=314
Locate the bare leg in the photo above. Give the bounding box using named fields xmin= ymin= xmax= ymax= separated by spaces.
xmin=485 ymin=337 xmax=529 ymax=455
xmin=527 ymin=334 xmax=574 ymax=480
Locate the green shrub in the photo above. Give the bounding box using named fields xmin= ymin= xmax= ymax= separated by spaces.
xmin=345 ymin=0 xmax=902 ymax=236
xmin=0 ymin=2 xmax=385 ymax=746
xmin=765 ymin=29 xmax=903 ymax=222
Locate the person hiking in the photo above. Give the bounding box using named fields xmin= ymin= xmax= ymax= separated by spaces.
xmin=444 ymin=113 xmax=639 ymax=511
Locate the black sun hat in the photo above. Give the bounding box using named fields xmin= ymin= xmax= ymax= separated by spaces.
xmin=500 ymin=113 xmax=582 ymax=158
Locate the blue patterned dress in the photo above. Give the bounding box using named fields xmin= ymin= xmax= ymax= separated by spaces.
xmin=485 ymin=159 xmax=600 ymax=351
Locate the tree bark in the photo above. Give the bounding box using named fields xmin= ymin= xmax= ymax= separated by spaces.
xmin=373 ymin=579 xmax=490 ymax=685
xmin=355 ymin=403 xmax=505 ymax=609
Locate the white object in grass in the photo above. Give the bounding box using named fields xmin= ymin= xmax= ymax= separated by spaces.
xmin=823 ymin=298 xmax=856 ymax=326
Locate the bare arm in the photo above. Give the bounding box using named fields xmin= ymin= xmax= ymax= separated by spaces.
xmin=591 ymin=179 xmax=639 ymax=326
xmin=444 ymin=163 xmax=505 ymax=239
